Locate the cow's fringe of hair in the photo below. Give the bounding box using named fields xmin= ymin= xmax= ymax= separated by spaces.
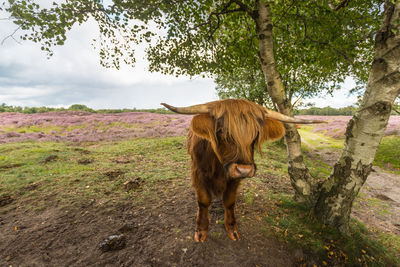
xmin=207 ymin=99 xmax=284 ymax=163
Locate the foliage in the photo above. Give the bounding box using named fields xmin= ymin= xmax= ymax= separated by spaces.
xmin=2 ymin=0 xmax=384 ymax=103
xmin=0 ymin=103 xmax=172 ymax=114
xmin=0 ymin=103 xmax=59 ymax=113
xmin=215 ymin=65 xmax=273 ymax=107
xmin=297 ymin=104 xmax=400 ymax=116
xmin=296 ymin=106 xmax=357 ymax=116
xmin=1 ymin=0 xmax=393 ymax=233
xmin=394 ymin=100 xmax=400 ymax=114
xmin=68 ymin=104 xmax=95 ymax=112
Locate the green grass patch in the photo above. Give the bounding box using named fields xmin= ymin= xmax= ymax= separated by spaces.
xmin=0 ymin=137 xmax=188 ymax=210
xmin=298 ymin=126 xmax=344 ymax=149
xmin=299 ymin=126 xmax=400 ymax=174
xmin=374 ymin=135 xmax=400 ymax=174
xmin=261 ymin=193 xmax=400 ymax=266
xmin=1 ymin=124 xmax=65 ymax=134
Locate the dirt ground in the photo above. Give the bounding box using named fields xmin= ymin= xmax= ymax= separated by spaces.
xmin=1 ymin=144 xmax=399 ymax=266
xmin=0 ymin=177 xmax=310 ymax=267
xmin=306 ymin=147 xmax=400 ymax=236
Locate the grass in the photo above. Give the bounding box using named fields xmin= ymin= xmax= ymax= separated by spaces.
xmin=298 ymin=125 xmax=344 ymax=149
xmin=1 ymin=135 xmax=399 ymax=266
xmin=0 ymin=121 xmax=158 ymax=136
xmin=0 ymin=137 xmax=189 ymax=210
xmin=256 ymin=140 xmax=331 ymax=180
xmin=298 ymin=125 xmax=400 ymax=174
xmin=374 ymin=135 xmax=400 ymax=174
xmin=261 ymin=193 xmax=400 ymax=266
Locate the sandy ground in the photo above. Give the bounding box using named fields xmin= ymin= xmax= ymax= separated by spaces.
xmin=302 ymin=140 xmax=400 ymax=236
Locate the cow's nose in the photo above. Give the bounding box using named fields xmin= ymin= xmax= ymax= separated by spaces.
xmin=227 ymin=163 xmax=256 ymax=178
xmin=235 ymin=165 xmax=253 ymax=177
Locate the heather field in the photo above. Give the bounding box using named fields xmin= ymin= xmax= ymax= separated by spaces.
xmin=1 ymin=112 xmax=400 ymax=266
xmin=0 ymin=111 xmax=192 ymax=144
xmin=1 ymin=112 xmax=398 ymax=144
xmin=298 ymin=115 xmax=400 ymax=138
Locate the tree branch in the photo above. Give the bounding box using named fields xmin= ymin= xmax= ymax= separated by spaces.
xmin=231 ymin=0 xmax=253 ymax=17
xmin=328 ymin=0 xmax=351 ymax=11
xmin=392 ymin=106 xmax=400 ymax=114
xmin=189 ymin=0 xmax=247 ymax=45
xmin=295 ymin=9 xmax=354 ymax=64
xmin=292 ymin=94 xmax=303 ymax=107
xmin=1 ymin=26 xmax=22 ymax=45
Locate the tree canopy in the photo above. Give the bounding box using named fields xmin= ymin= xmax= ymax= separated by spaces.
xmin=3 ymin=0 xmax=384 ymax=104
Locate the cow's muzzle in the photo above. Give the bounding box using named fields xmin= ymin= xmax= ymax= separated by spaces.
xmin=225 ymin=163 xmax=256 ymax=179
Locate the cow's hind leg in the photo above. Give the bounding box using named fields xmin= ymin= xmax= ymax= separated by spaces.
xmin=223 ymin=180 xmax=241 ymax=241
xmin=194 ymin=186 xmax=211 ymax=242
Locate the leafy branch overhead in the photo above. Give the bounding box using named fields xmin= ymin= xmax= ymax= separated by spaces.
xmin=4 ymin=0 xmax=383 ymax=81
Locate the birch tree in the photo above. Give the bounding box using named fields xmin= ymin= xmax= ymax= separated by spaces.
xmin=314 ymin=1 xmax=400 ymax=230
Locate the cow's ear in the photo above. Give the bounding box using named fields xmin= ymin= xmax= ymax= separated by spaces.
xmin=263 ymin=118 xmax=285 ymax=141
xmin=190 ymin=114 xmax=215 ymax=140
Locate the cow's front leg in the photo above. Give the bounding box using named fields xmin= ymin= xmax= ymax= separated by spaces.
xmin=194 ymin=187 xmax=211 ymax=242
xmin=223 ymin=180 xmax=241 ymax=241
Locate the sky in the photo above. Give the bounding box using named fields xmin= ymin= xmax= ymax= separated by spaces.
xmin=0 ymin=9 xmax=358 ymax=110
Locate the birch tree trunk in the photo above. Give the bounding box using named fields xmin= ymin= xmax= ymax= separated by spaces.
xmin=254 ymin=0 xmax=316 ymax=205
xmin=254 ymin=0 xmax=400 ymax=232
xmin=314 ymin=0 xmax=400 ymax=232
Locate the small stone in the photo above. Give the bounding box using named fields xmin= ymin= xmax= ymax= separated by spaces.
xmin=5 ymin=256 xmax=11 ymax=261
xmin=99 ymin=235 xmax=126 ymax=252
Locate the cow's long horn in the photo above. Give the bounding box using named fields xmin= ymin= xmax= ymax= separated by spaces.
xmin=263 ymin=108 xmax=326 ymax=124
xmin=161 ymin=102 xmax=210 ymax=114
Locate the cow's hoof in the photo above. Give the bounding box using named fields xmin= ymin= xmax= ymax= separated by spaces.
xmin=194 ymin=230 xmax=208 ymax=242
xmin=227 ymin=230 xmax=241 ymax=241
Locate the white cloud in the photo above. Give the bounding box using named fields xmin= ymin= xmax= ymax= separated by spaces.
xmin=304 ymin=78 xmax=359 ymax=108
xmin=0 ymin=12 xmax=217 ymax=109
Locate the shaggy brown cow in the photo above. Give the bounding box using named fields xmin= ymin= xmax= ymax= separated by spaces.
xmin=161 ymin=99 xmax=323 ymax=242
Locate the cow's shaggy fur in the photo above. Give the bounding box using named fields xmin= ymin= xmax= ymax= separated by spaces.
xmin=186 ymin=99 xmax=285 ymax=242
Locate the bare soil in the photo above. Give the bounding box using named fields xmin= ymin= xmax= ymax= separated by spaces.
xmin=0 ymin=177 xmax=312 ymax=267
xmin=305 ymin=147 xmax=400 ymax=235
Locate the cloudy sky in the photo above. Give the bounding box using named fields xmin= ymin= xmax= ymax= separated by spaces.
xmin=0 ymin=10 xmax=357 ymax=110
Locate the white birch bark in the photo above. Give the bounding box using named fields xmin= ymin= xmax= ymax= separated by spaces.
xmin=254 ymin=0 xmax=316 ymax=204
xmin=314 ymin=0 xmax=400 ymax=232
